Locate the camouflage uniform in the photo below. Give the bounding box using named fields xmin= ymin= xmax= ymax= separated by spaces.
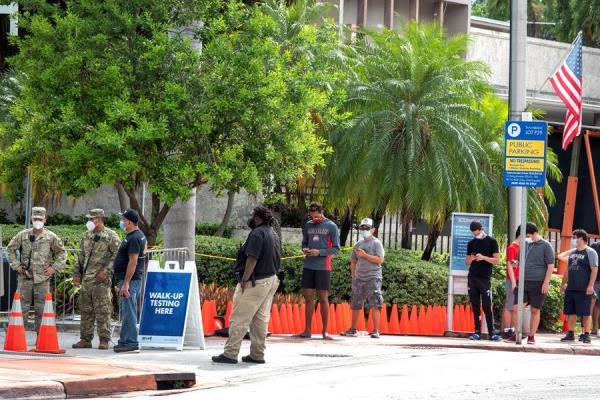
xmin=73 ymin=209 xmax=120 ymax=345
xmin=6 ymin=207 xmax=67 ymax=331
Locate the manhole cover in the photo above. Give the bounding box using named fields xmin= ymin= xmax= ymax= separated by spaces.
xmin=300 ymin=353 xmax=352 ymax=358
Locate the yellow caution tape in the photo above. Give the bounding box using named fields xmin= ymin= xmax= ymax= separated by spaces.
xmin=195 ymin=253 xmax=237 ymax=261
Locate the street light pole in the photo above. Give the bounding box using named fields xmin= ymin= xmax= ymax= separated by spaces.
xmin=509 ymin=0 xmax=528 ymax=345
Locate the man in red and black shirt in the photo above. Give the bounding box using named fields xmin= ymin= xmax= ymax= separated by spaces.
xmin=295 ymin=202 xmax=340 ymax=340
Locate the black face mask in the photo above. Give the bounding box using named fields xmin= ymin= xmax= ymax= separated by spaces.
xmin=247 ymin=218 xmax=256 ymax=230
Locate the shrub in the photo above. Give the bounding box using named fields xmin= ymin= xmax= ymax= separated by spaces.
xmin=195 ymin=223 xmax=233 ymax=238
xmin=0 ymin=209 xmax=12 ymax=224
xmin=194 ymin=234 xmax=563 ymax=330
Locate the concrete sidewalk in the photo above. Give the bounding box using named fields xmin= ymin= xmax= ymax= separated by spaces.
xmin=1 ymin=330 xmax=599 ymax=399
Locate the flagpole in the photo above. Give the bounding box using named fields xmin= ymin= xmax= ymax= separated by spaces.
xmin=529 ymin=31 xmax=583 ymax=107
xmin=557 ymin=31 xmax=584 ymax=276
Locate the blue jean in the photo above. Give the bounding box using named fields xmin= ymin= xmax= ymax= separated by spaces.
xmin=117 ymin=279 xmax=141 ymax=347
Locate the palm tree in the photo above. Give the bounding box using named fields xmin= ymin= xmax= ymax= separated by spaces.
xmin=327 ymin=22 xmax=561 ymax=260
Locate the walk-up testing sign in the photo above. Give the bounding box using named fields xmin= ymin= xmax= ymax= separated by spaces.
xmin=447 ymin=212 xmax=493 ymax=333
xmin=139 ymin=260 xmax=205 ymax=350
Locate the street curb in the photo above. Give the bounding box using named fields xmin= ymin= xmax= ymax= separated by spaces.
xmin=0 ymin=371 xmax=197 ymax=399
xmin=0 ymin=381 xmax=65 ymax=399
xmin=392 ymin=342 xmax=600 ymax=356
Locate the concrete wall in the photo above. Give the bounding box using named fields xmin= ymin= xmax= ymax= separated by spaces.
xmin=0 ymin=184 xmax=263 ymax=228
xmin=467 ymin=27 xmax=600 ymax=123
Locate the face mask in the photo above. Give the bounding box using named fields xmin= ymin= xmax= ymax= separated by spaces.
xmin=119 ymin=221 xmax=126 ymax=231
xmin=572 ymin=239 xmax=578 ymax=247
xmin=359 ymin=230 xmax=372 ymax=239
xmin=474 ymin=232 xmax=485 ymax=240
xmin=32 ymin=221 xmax=44 ymax=230
xmin=525 ymin=237 xmax=533 ymax=244
xmin=311 ymin=217 xmax=323 ymax=224
xmin=86 ymin=221 xmax=96 ymax=232
xmin=247 ymin=218 xmax=256 ymax=230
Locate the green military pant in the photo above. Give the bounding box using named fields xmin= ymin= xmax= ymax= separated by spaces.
xmin=79 ymin=281 xmax=113 ymax=342
xmin=18 ymin=276 xmax=49 ymax=332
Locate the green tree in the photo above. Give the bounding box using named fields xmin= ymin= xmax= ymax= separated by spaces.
xmin=0 ymin=0 xmax=209 ymax=245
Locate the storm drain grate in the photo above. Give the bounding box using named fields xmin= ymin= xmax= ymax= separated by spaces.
xmin=300 ymin=353 xmax=352 ymax=358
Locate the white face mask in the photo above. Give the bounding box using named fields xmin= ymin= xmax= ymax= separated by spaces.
xmin=86 ymin=220 xmax=96 ymax=232
xmin=525 ymin=237 xmax=533 ymax=244
xmin=32 ymin=221 xmax=44 ymax=230
xmin=359 ymin=230 xmax=372 ymax=239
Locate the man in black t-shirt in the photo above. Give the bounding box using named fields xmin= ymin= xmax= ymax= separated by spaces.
xmin=113 ymin=209 xmax=147 ymax=353
xmin=591 ymin=241 xmax=600 ymax=337
xmin=465 ymin=221 xmax=501 ymax=341
xmin=213 ymin=206 xmax=280 ymax=364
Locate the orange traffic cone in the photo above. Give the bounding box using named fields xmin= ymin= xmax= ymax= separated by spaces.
xmin=441 ymin=305 xmax=448 ymax=334
xmin=271 ymin=304 xmax=282 ymax=334
xmin=336 ymin=304 xmax=346 ymax=332
xmin=311 ymin=304 xmax=320 ymax=334
xmin=560 ymin=313 xmax=569 ymax=332
xmin=4 ymin=291 xmax=28 ymax=352
xmin=32 ymin=293 xmax=65 ymax=354
xmin=357 ymin=308 xmax=366 ymax=331
xmin=417 ymin=305 xmax=427 ymax=335
xmin=224 ymin=301 xmax=233 ymax=328
xmin=366 ymin=309 xmax=374 ymax=332
xmin=279 ymin=304 xmax=290 ymax=334
xmin=388 ymin=304 xmax=400 ymax=334
xmin=399 ymin=304 xmax=410 ymax=334
xmin=300 ymin=304 xmax=307 ymax=332
xmin=408 ymin=305 xmax=419 ymax=335
xmin=293 ymin=304 xmax=303 ymax=333
xmin=202 ymin=300 xmax=216 ymax=336
xmin=379 ymin=304 xmax=389 ymax=334
xmin=343 ymin=303 xmax=352 ymax=329
xmin=286 ymin=304 xmax=294 ymax=335
xmin=329 ymin=304 xmax=338 ymax=334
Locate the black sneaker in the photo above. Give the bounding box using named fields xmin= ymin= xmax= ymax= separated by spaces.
xmin=113 ymin=345 xmax=139 ymax=353
xmin=561 ymin=332 xmax=575 ymax=342
xmin=341 ymin=328 xmax=358 ymax=337
xmin=212 ymin=354 xmax=238 ymax=364
xmin=579 ymin=333 xmax=584 ymax=342
xmin=582 ymin=333 xmax=592 ymax=344
xmin=242 ymin=355 xmax=265 ymax=364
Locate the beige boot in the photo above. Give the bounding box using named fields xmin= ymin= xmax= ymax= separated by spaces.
xmin=98 ymin=339 xmax=110 ymax=350
xmin=72 ymin=340 xmax=92 ymax=349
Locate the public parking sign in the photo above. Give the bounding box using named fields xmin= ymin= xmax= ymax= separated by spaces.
xmin=503 ymin=121 xmax=548 ymax=187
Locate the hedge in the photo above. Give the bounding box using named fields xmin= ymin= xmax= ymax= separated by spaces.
xmin=195 ymin=235 xmax=563 ymax=331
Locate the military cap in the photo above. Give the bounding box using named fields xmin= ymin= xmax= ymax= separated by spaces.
xmin=86 ymin=209 xmax=105 ymax=218
xmin=31 ymin=207 xmax=46 ymax=218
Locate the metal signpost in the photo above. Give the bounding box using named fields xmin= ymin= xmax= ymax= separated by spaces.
xmin=503 ymin=120 xmax=548 ymax=344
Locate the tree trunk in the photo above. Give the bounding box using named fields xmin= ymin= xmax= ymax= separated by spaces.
xmin=215 ymin=190 xmax=235 ymax=237
xmin=339 ymin=207 xmax=354 ymax=246
xmin=371 ymin=209 xmax=384 ymax=238
xmin=163 ymin=188 xmax=197 ymax=261
xmin=401 ymin=210 xmax=413 ymax=250
xmin=421 ymin=225 xmax=441 ymax=261
xmin=122 ymin=187 xmax=171 ymax=247
xmin=115 ymin=182 xmax=129 ymax=211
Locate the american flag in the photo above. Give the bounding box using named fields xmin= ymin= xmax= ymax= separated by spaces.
xmin=550 ymin=33 xmax=583 ymax=150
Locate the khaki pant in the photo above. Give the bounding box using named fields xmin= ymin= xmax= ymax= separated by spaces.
xmin=224 ymin=275 xmax=279 ymax=361
xmin=18 ymin=276 xmax=49 ymax=332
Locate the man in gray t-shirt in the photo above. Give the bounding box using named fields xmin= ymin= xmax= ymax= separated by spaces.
xmin=509 ymin=223 xmax=555 ymax=345
xmin=341 ymin=218 xmax=385 ymax=339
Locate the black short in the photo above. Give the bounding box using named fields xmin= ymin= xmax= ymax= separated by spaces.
xmin=514 ymin=280 xmax=547 ymax=310
xmin=564 ymin=290 xmax=593 ymax=317
xmin=301 ymin=269 xmax=330 ymax=291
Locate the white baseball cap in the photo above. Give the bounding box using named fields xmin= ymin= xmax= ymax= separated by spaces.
xmin=359 ymin=218 xmax=373 ymax=228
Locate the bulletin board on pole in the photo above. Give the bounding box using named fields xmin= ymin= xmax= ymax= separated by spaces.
xmin=138 ymin=259 xmax=205 ymax=351
xmin=448 ymin=212 xmax=494 ymax=293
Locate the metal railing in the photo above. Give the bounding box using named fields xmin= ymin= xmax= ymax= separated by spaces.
xmin=0 ymin=247 xmax=192 ymax=327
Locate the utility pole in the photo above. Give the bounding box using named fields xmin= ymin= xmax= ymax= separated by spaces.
xmin=509 ymin=0 xmax=528 ymax=345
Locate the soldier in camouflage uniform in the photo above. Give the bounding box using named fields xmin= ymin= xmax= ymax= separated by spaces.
xmin=72 ymin=209 xmax=121 ymax=350
xmin=6 ymin=207 xmax=67 ymax=332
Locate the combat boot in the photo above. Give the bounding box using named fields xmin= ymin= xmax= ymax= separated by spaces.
xmin=72 ymin=340 xmax=92 ymax=349
xmin=98 ymin=339 xmax=110 ymax=350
